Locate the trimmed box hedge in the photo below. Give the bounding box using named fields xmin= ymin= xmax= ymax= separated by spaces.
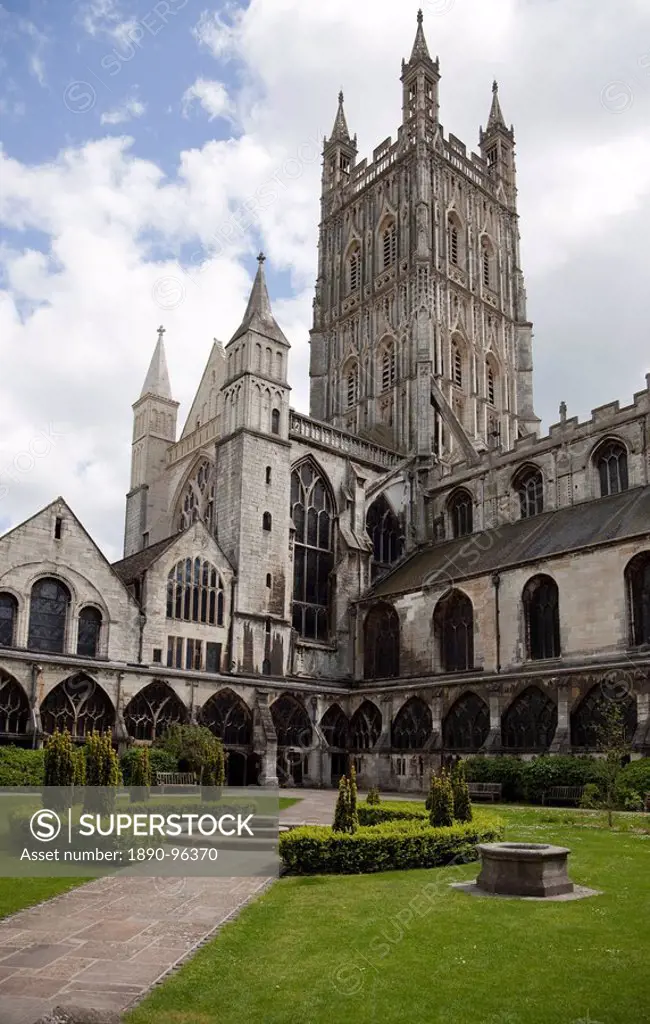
xmin=279 ymin=815 xmax=503 ymax=875
xmin=0 ymin=747 xmax=45 ymax=786
xmin=357 ymin=800 xmax=428 ymax=826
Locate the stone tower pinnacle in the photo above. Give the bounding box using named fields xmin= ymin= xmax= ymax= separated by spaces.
xmin=407 ymin=9 xmax=436 ymax=68
xmin=329 ymin=91 xmax=352 ymax=144
xmin=141 ymin=325 xmax=172 ymax=399
xmin=487 ymin=79 xmax=507 ymax=132
xmin=230 ymin=253 xmax=290 ymax=349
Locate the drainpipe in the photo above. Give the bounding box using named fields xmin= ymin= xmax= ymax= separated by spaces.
xmin=492 ymin=573 xmax=501 ymax=674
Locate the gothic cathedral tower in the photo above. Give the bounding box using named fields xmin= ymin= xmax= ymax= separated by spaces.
xmin=309 ymin=9 xmax=539 ymax=463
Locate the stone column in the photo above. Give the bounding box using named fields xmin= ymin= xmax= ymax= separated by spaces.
xmin=550 ymin=679 xmax=571 ymax=753
xmin=483 ymin=683 xmax=503 ymax=751
xmin=632 ymin=685 xmax=650 ymax=754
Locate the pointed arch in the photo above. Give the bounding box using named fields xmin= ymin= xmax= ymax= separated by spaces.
xmin=271 ymin=694 xmax=312 ymax=748
xmin=447 ymin=210 xmax=463 ymax=267
xmin=350 ymin=700 xmax=382 ymax=750
xmin=0 ymin=670 xmax=30 ymax=736
xmin=523 ymin=575 xmax=560 ymax=659
xmin=502 ymin=686 xmax=557 ymax=751
xmin=480 ymin=233 xmax=495 ymax=289
xmin=343 ymin=357 xmax=359 ymax=408
xmin=513 ymin=463 xmax=544 ymax=519
xmin=448 ymin=488 xmax=473 ymax=539
xmin=290 ymin=458 xmax=335 ymax=642
xmin=485 ymin=353 xmax=499 ymax=407
xmin=0 ymin=592 xmax=18 ymax=648
xmin=363 ymin=602 xmax=400 ymax=679
xmin=443 ymin=691 xmax=489 ymax=751
xmin=199 ymin=688 xmax=252 ymax=747
xmin=450 ymin=334 xmax=465 ymax=389
xmin=433 ymin=589 xmax=474 ymax=672
xmin=592 ymin=437 xmax=628 ymax=497
xmin=377 ymin=335 xmax=397 ymax=392
xmin=391 ymin=697 xmax=432 ymax=750
xmin=320 ymin=703 xmax=349 ymax=749
xmin=379 ymin=214 xmax=397 ymax=269
xmin=166 ymin=558 xmax=225 ymax=626
xmin=40 ymin=674 xmax=115 ymax=740
xmin=28 ymin=577 xmax=71 ymax=654
xmin=174 ymin=457 xmax=216 ymax=534
xmin=571 ymin=685 xmax=637 ymax=750
xmin=77 ymin=606 xmax=103 ymax=658
xmin=123 ymin=682 xmax=187 ymax=742
xmin=346 ymin=239 xmax=361 ymax=294
xmin=366 ymin=494 xmax=404 ymax=580
xmin=625 ymin=551 xmax=650 ymax=647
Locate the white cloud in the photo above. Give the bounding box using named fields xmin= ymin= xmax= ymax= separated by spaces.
xmin=192 ymin=9 xmax=240 ymax=61
xmin=181 ymin=79 xmax=230 ymax=122
xmin=100 ymin=96 xmax=147 ymax=125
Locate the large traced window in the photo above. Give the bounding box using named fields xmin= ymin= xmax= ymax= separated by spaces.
xmin=501 ymin=686 xmax=557 ymax=750
xmin=443 ymin=692 xmax=490 ymax=751
xmin=0 ymin=672 xmax=30 ymax=735
xmin=350 ymin=700 xmax=382 ymax=750
xmin=200 ymin=689 xmax=253 ymax=746
xmin=523 ymin=575 xmax=561 ymax=659
xmin=166 ymin=558 xmax=224 ymax=626
xmin=514 ymin=465 xmax=544 ymax=519
xmin=291 ymin=461 xmax=334 ymax=642
xmin=434 ymin=590 xmax=474 ymax=672
xmin=594 ymin=440 xmax=628 ymax=497
xmin=391 ymin=697 xmax=432 ymax=750
xmin=626 ymin=552 xmax=650 ymax=647
xmin=77 ymin=607 xmax=102 ymax=658
xmin=28 ymin=578 xmax=71 ymax=654
xmin=124 ymin=682 xmax=187 ymax=742
xmin=571 ymin=685 xmax=637 ymax=750
xmin=448 ymin=489 xmax=473 ymax=539
xmin=40 ymin=674 xmax=115 ymax=738
xmin=366 ymin=495 xmax=403 ymax=580
xmin=271 ymin=694 xmax=312 ymax=748
xmin=381 ymin=220 xmax=397 ymax=269
xmin=364 ymin=603 xmax=400 ymax=679
xmin=320 ymin=704 xmax=349 ymax=748
xmin=348 ymin=244 xmax=361 ymax=293
xmin=380 ymin=340 xmax=396 ymax=392
xmin=447 ymin=214 xmax=462 ymax=266
xmin=346 ymin=362 xmax=359 ymax=407
xmin=0 ymin=593 xmax=17 ymax=647
xmin=177 ymin=459 xmax=215 ymax=533
xmin=451 ymin=341 xmax=463 ymax=388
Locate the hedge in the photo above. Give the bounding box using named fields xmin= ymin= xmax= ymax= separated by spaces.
xmin=618 ymin=759 xmax=650 ymax=796
xmin=279 ymin=815 xmax=503 ymax=874
xmin=465 ymin=755 xmax=611 ymax=803
xmin=357 ymin=801 xmax=428 ymax=826
xmin=119 ymin=747 xmax=177 ymax=785
xmin=0 ymin=747 xmax=45 ymax=786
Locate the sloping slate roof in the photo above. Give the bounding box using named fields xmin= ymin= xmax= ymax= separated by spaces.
xmin=371 ymin=485 xmax=650 ymax=598
xmin=112 ymin=535 xmax=178 ymax=585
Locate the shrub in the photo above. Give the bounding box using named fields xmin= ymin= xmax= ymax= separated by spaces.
xmin=156 ymin=724 xmax=224 ymax=786
xmin=333 ymin=775 xmax=357 ymax=834
xmin=358 ymin=801 xmax=427 ymax=826
xmin=618 ymin=759 xmax=650 ymax=797
xmin=73 ymin=746 xmax=86 ymax=787
xmin=451 ymin=761 xmax=473 ymax=823
xmin=366 ymin=787 xmax=380 ymax=806
xmin=0 ymin=747 xmax=45 ymax=786
xmin=120 ymin=747 xmax=177 ymax=785
xmin=129 ymin=747 xmax=152 ymax=802
xmin=280 ymin=815 xmax=503 ymax=875
xmin=83 ymin=732 xmax=120 ymax=814
xmin=429 ymin=770 xmax=454 ymax=828
xmin=348 ymin=765 xmax=359 ymax=830
xmin=465 ymin=755 xmax=526 ymax=801
xmin=580 ymin=783 xmax=601 ymax=809
xmin=523 ymin=755 xmax=607 ymax=803
xmin=44 ymin=729 xmax=76 ymax=788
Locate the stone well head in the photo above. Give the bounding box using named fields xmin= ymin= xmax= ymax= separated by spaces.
xmin=476 ymin=841 xmax=574 ymax=898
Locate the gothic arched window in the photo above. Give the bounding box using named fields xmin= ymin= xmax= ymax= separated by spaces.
xmin=320 ymin=704 xmax=349 ymax=749
xmin=0 ymin=672 xmax=30 ymax=736
xmin=391 ymin=697 xmax=432 ymax=750
xmin=28 ymin=578 xmax=71 ymax=654
xmin=350 ymin=700 xmax=382 ymax=750
xmin=345 ymin=362 xmax=359 ymax=408
xmin=0 ymin=593 xmax=18 ymax=647
xmin=626 ymin=552 xmax=650 ymax=647
xmin=177 ymin=459 xmax=215 ymax=534
xmin=291 ymin=461 xmax=334 ymax=642
xmin=271 ymin=408 xmax=280 ymax=434
xmin=570 ymin=686 xmax=637 ymax=750
xmin=381 ymin=220 xmax=397 ymax=269
xmin=364 ymin=603 xmax=400 ymax=679
xmin=481 ymin=237 xmax=494 ymax=289
xmin=262 ymin=512 xmax=272 ymax=532
xmin=348 ymin=244 xmax=361 ymax=293
xmin=200 ymin=689 xmax=252 ymax=746
xmin=502 ymin=686 xmax=557 ymax=751
xmin=380 ymin=341 xmax=396 ymax=392
xmin=486 ymin=362 xmax=496 ymax=406
xmin=451 ymin=341 xmax=463 ymax=388
xmin=447 ymin=214 xmax=462 ymax=267
xmin=366 ymin=495 xmax=403 ymax=580
xmin=77 ymin=607 xmax=102 ymax=658
xmin=434 ymin=590 xmax=474 ymax=672
xmin=594 ymin=440 xmax=628 ymax=497
xmin=166 ymin=559 xmax=224 ymax=626
xmin=523 ymin=575 xmax=561 ymax=660
xmin=271 ymin=695 xmax=312 ymax=748
xmin=448 ymin=489 xmax=473 ymax=539
xmin=124 ymin=682 xmax=187 ymax=742
xmin=443 ymin=692 xmax=490 ymax=751
xmin=514 ymin=465 xmax=544 ymax=519
xmin=40 ymin=674 xmax=115 ymax=739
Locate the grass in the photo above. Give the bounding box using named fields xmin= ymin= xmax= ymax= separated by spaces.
xmin=126 ymin=804 xmax=650 ymax=1024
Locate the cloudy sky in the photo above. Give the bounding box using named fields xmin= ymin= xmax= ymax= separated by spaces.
xmin=0 ymin=0 xmax=649 ymax=561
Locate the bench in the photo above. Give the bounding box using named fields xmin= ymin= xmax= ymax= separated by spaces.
xmin=467 ymin=782 xmax=502 ymax=802
xmin=542 ymin=785 xmax=585 ymax=806
xmin=155 ymin=772 xmax=197 ymax=790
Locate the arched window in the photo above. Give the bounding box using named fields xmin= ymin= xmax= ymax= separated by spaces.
xmin=320 ymin=704 xmax=349 ymax=749
xmin=381 ymin=220 xmax=397 ymax=268
xmin=366 ymin=495 xmax=403 ymax=580
xmin=350 ymin=700 xmax=382 ymax=750
xmin=486 ymin=363 xmax=496 ymax=406
xmin=447 ymin=215 xmax=461 ymax=266
xmin=514 ymin=465 xmax=544 ymax=519
xmin=0 ymin=672 xmax=30 ymax=736
xmin=523 ymin=575 xmax=560 ymax=659
xmin=434 ymin=590 xmax=474 ymax=672
xmin=271 ymin=695 xmax=312 ymax=748
xmin=28 ymin=578 xmax=71 ymax=654
xmin=348 ymin=244 xmax=361 ymax=293
xmin=291 ymin=461 xmax=334 ymax=642
xmin=178 ymin=459 xmax=215 ymax=533
xmin=200 ymin=689 xmax=252 ymax=746
xmin=271 ymin=408 xmax=280 ymax=435
xmin=594 ymin=440 xmax=628 ymax=497
xmin=0 ymin=593 xmax=18 ymax=647
xmin=380 ymin=341 xmax=396 ymax=392
xmin=364 ymin=603 xmax=400 ymax=679
xmin=40 ymin=674 xmax=115 ymax=739
xmin=502 ymin=686 xmax=557 ymax=751
xmin=448 ymin=489 xmax=473 ymax=539
xmin=77 ymin=607 xmax=102 ymax=658
xmin=124 ymin=682 xmax=187 ymax=742
xmin=571 ymin=685 xmax=637 ymax=750
xmin=626 ymin=552 xmax=650 ymax=647
xmin=346 ymin=362 xmax=359 ymax=407
xmin=262 ymin=512 xmax=272 ymax=532
xmin=266 ymin=466 xmax=272 ymax=484
xmin=443 ymin=692 xmax=490 ymax=751
xmin=166 ymin=559 xmax=224 ymax=626
xmin=392 ymin=697 xmax=432 ymax=750
xmin=451 ymin=341 xmax=463 ymax=388
xmin=481 ymin=237 xmax=494 ymax=289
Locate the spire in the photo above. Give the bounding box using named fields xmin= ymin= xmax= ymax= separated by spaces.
xmin=140 ymin=325 xmax=172 ymax=399
xmin=406 ymin=8 xmax=435 ymax=68
xmin=486 ymin=79 xmax=507 ymax=131
xmin=229 ymin=253 xmax=289 ymax=347
xmin=329 ymin=90 xmax=351 ymax=143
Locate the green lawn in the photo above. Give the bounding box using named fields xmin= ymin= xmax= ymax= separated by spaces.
xmin=126 ymin=805 xmax=650 ymax=1024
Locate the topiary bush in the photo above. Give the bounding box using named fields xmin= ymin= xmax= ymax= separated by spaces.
xmin=0 ymin=747 xmax=45 ymax=786
xmin=358 ymin=801 xmax=427 ymax=826
xmin=129 ymin=746 xmax=152 ymax=802
xmin=333 ymin=775 xmax=357 ymax=834
xmin=451 ymin=760 xmax=473 ymax=823
xmin=120 ymin=746 xmax=177 ymax=785
xmin=429 ymin=770 xmax=454 ymax=828
xmin=83 ymin=731 xmax=120 ymax=814
xmin=366 ymin=787 xmax=380 ymax=806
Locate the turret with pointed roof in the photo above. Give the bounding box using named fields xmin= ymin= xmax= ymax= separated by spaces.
xmin=229 ymin=253 xmax=290 ymax=350
xmin=141 ymin=325 xmax=172 ymax=399
xmin=322 ymin=91 xmax=357 ymax=193
xmin=401 ymin=9 xmax=440 ymax=132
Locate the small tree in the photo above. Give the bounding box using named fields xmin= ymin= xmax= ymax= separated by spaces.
xmin=348 ymin=763 xmax=359 ymax=831
xmin=598 ymin=702 xmax=631 ymax=828
xmin=157 ymin=724 xmax=224 ymax=786
xmin=429 ymin=769 xmax=454 ymax=828
xmin=73 ymin=746 xmax=86 ymax=788
xmin=84 ymin=731 xmax=120 ymax=814
xmin=44 ymin=729 xmax=76 ymax=810
xmin=451 ymin=760 xmax=473 ymax=823
xmin=129 ymin=746 xmax=152 ymax=802
xmin=367 ymin=787 xmax=380 ymax=806
xmin=332 ymin=775 xmax=357 ymax=834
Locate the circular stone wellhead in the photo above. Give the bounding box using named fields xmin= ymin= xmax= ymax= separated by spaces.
xmin=476 ymin=842 xmax=574 ymax=897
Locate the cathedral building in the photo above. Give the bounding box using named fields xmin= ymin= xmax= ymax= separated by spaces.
xmin=1 ymin=12 xmax=648 ymax=789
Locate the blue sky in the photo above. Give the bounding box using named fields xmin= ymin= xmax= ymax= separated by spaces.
xmin=1 ymin=0 xmax=649 ymax=559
